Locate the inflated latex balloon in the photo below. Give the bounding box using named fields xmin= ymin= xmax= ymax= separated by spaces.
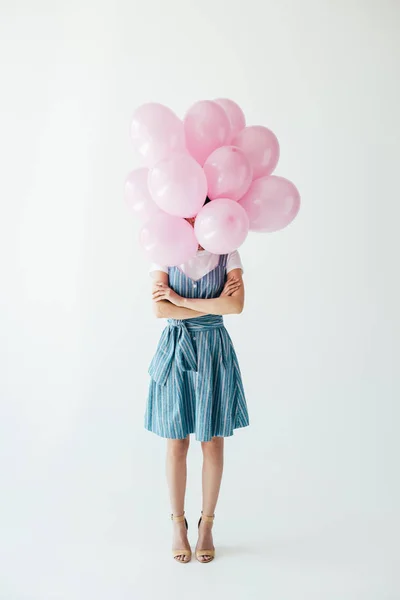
xmin=232 ymin=126 xmax=280 ymax=179
xmin=214 ymin=98 xmax=246 ymax=141
xmin=148 ymin=153 xmax=207 ymax=218
xmin=184 ymin=100 xmax=231 ymax=166
xmin=195 ymin=198 xmax=249 ymax=254
xmin=124 ymin=168 xmax=161 ymax=223
xmin=127 ymin=99 xmax=300 ymax=260
xmin=140 ymin=213 xmax=198 ymax=265
xmin=130 ymin=103 xmax=186 ymax=168
xmin=239 ymin=175 xmax=300 ymax=232
xmin=203 ymin=146 xmax=253 ymax=202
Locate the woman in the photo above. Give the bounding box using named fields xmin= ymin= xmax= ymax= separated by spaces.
xmin=144 ymin=210 xmax=250 ymax=564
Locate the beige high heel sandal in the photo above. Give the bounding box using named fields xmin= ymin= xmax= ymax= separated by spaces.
xmin=171 ymin=512 xmax=192 ymax=563
xmin=195 ymin=511 xmax=215 ymax=563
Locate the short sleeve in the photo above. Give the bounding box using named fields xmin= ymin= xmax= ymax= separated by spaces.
xmin=226 ymin=249 xmax=243 ymax=274
xmin=149 ymin=263 xmax=168 ymax=277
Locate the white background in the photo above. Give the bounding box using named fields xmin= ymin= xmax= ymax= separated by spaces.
xmin=1 ymin=0 xmax=399 ymax=598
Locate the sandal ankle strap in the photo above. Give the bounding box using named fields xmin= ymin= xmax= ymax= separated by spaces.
xmin=200 ymin=510 xmax=215 ymax=523
xmin=171 ymin=511 xmax=186 ymax=522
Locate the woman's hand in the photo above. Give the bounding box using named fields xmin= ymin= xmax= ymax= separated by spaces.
xmin=220 ymin=276 xmax=242 ymax=297
xmin=152 ymin=282 xmax=183 ymax=306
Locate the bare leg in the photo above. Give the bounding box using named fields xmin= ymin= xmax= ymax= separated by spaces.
xmin=166 ymin=436 xmax=191 ymax=562
xmin=196 ymin=436 xmax=224 ymax=562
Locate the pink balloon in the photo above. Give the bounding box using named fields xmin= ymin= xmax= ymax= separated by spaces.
xmin=148 ymin=153 xmax=207 ymax=218
xmin=124 ymin=168 xmax=161 ymax=223
xmin=195 ymin=198 xmax=249 ymax=254
xmin=130 ymin=103 xmax=186 ymax=168
xmin=184 ymin=100 xmax=231 ymax=166
xmin=140 ymin=213 xmax=198 ymax=266
xmin=239 ymin=175 xmax=300 ymax=233
xmin=232 ymin=126 xmax=280 ymax=179
xmin=203 ymin=146 xmax=253 ymax=201
xmin=214 ymin=98 xmax=246 ymax=141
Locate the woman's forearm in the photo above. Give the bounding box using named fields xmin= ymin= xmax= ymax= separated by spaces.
xmin=154 ymin=300 xmax=207 ymax=320
xmin=181 ymin=296 xmax=243 ymax=315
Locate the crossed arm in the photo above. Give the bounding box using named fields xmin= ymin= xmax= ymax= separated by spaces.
xmin=151 ymin=268 xmax=245 ymax=319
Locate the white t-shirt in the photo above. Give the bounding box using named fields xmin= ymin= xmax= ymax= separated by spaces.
xmin=149 ymin=249 xmax=243 ymax=281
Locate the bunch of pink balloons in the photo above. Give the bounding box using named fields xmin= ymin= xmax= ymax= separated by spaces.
xmin=125 ymin=99 xmax=300 ymax=265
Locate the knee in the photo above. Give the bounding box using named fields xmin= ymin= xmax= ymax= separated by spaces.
xmin=167 ymin=436 xmax=190 ymax=460
xmin=201 ymin=436 xmax=224 ymax=461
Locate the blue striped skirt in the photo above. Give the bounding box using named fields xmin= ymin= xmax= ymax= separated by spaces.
xmin=144 ymin=315 xmax=250 ymax=442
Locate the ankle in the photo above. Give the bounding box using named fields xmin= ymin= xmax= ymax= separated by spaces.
xmin=200 ymin=511 xmax=215 ymax=523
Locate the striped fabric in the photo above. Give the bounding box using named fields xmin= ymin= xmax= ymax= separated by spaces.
xmin=144 ymin=254 xmax=250 ymax=442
